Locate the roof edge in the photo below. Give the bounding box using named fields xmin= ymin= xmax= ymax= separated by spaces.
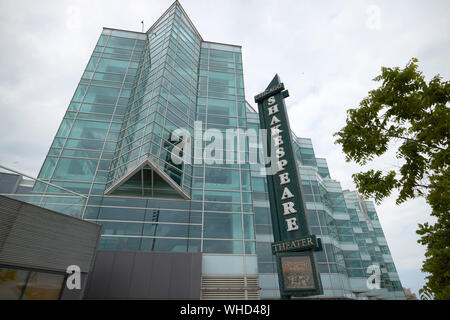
xmin=104 ymin=158 xmax=191 ymax=200
xmin=146 ymin=1 xmax=203 ymax=42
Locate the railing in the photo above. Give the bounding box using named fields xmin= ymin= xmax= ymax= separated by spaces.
xmin=0 ymin=165 xmax=88 ymax=218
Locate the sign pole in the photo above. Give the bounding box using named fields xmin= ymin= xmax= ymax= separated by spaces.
xmin=255 ymin=74 xmax=323 ymax=298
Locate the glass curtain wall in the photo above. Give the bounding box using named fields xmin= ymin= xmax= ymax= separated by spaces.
xmin=196 ymin=41 xmax=254 ymax=258
xmin=31 ymin=3 xmax=258 ymax=278
xmin=29 ymin=1 xmax=405 ymax=299
xmin=107 ymin=5 xmax=200 ymax=197
xmin=0 ymin=266 xmax=65 ymax=300
xmin=32 ymin=29 xmax=147 ymax=217
xmin=245 ymin=117 xmax=406 ymax=299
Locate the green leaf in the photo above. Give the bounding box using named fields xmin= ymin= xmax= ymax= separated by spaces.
xmin=334 ymin=58 xmax=450 ymax=299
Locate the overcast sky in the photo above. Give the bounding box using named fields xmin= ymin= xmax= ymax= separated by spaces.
xmin=1 ymin=0 xmax=449 ymax=298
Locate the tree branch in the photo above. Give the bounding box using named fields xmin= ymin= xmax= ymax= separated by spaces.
xmin=415 ymin=184 xmax=431 ymax=189
xmin=383 ymin=131 xmax=446 ymax=151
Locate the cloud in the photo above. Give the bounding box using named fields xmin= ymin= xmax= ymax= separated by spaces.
xmin=1 ymin=0 xmax=449 ymax=298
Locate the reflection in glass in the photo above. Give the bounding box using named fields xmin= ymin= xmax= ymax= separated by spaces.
xmin=22 ymin=272 xmax=65 ymax=300
xmin=0 ymin=268 xmax=28 ymax=300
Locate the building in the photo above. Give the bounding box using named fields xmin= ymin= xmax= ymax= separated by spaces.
xmin=0 ymin=194 xmax=101 ymax=300
xmin=0 ymin=1 xmax=406 ymax=299
xmin=403 ymin=287 xmax=418 ymax=300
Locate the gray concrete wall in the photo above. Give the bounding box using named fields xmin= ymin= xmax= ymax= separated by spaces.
xmin=84 ymin=250 xmax=202 ymax=300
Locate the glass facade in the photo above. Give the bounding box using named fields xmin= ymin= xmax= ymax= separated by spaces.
xmin=247 ymin=131 xmax=406 ymax=299
xmin=12 ymin=1 xmax=405 ymax=299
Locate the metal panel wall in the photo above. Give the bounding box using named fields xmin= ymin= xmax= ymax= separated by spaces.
xmin=0 ymin=173 xmax=21 ymax=194
xmin=84 ymin=250 xmax=202 ymax=299
xmin=0 ymin=195 xmax=101 ymax=273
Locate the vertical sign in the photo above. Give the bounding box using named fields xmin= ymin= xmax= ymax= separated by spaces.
xmin=255 ymin=74 xmax=323 ymax=298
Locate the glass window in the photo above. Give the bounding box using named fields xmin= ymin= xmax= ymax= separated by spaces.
xmin=202 ymin=255 xmax=245 ymax=274
xmin=111 ymin=30 xmax=143 ymax=39
xmin=86 ymin=56 xmax=99 ymax=71
xmin=343 ymin=251 xmax=361 ymax=259
xmin=236 ymin=74 xmax=244 ymax=88
xmin=100 ymin=222 xmax=143 ymax=236
xmin=84 ymin=86 xmax=120 ymax=105
xmin=345 ymin=260 xmax=362 ymax=268
xmin=98 ymin=207 xmax=145 ymax=221
xmin=252 ymin=177 xmax=266 ymax=192
xmin=188 ymin=239 xmax=201 ymax=252
xmin=255 ymin=207 xmax=270 ymax=225
xmin=335 ymin=220 xmax=352 ymax=227
xmin=258 ymin=263 xmax=276 ymax=273
xmin=256 ymin=242 xmax=274 ymax=263
xmin=189 ymin=225 xmax=202 ymax=238
xmin=253 ymin=192 xmax=269 ymax=202
xmin=73 ymin=85 xmax=88 ymax=101
xmin=243 ymin=215 xmax=255 ymax=239
xmin=79 ymin=103 xmax=115 ymax=114
xmin=97 ymin=34 xmax=109 ymax=46
xmin=204 ymin=203 xmax=240 ymax=214
xmin=142 ymin=223 xmax=189 ymax=238
xmin=53 ymin=181 xmax=91 ymax=194
xmin=98 ymin=236 xmax=141 ymax=250
xmin=22 ymin=272 xmax=64 ymax=300
xmin=324 ymin=264 xmax=336 ymax=274
xmin=204 ymin=168 xmax=240 ymax=190
xmin=203 ymin=239 xmax=243 ymax=254
xmin=337 ymin=227 xmax=353 ymax=235
xmin=314 ymin=249 xmax=327 ymax=263
xmin=386 ymin=263 xmax=397 ymax=272
xmin=107 ymin=36 xmax=136 ymax=49
xmin=204 ymin=213 xmax=242 ymax=239
xmin=38 ymin=157 xmax=57 ymax=180
xmin=255 ymin=225 xmax=272 ymax=234
xmin=234 ymin=53 xmax=242 ymax=64
xmin=65 ymin=139 xmax=104 ymax=150
xmin=325 ymin=244 xmax=337 ymax=262
xmin=207 ymin=98 xmax=236 ymax=117
xmin=306 ymin=210 xmax=319 ymax=226
xmin=317 ymin=263 xmax=330 ymax=273
xmin=145 ymin=209 xmax=190 ymax=223
xmin=140 ymin=238 xmax=188 ymax=252
xmin=61 ymin=149 xmax=101 ymax=158
xmin=204 ymin=190 xmax=241 ymax=203
xmin=52 ymin=158 xmax=98 ymax=181
xmin=69 ymin=120 xmax=109 ymax=140
xmin=240 ymin=170 xmax=251 ymax=191
xmin=380 ymin=245 xmax=390 ymax=255
xmin=339 ymin=235 xmax=356 ymax=244
xmin=56 ymin=119 xmax=74 ymax=137
xmin=207 ymin=114 xmax=234 ymax=126
xmin=347 ymin=269 xmax=365 ymax=278
xmin=93 ymin=72 xmax=125 ymax=82
xmin=209 ymin=49 xmax=234 ymax=62
xmin=245 ymin=241 xmax=256 ymax=254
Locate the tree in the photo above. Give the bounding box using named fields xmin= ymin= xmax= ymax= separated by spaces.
xmin=334 ymin=58 xmax=449 ymax=299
